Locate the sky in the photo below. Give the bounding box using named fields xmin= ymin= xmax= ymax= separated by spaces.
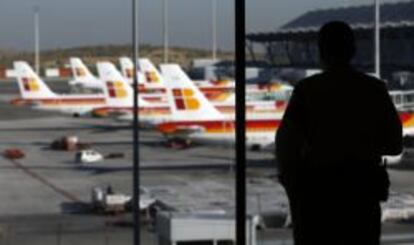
xmin=0 ymin=0 xmax=403 ymax=52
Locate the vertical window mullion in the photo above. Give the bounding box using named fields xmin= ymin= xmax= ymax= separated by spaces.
xmin=235 ymin=0 xmax=246 ymax=244
xmin=132 ymin=0 xmax=141 ymax=245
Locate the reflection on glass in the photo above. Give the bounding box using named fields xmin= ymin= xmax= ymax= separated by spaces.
xmin=247 ymin=0 xmax=414 ymax=244
xmin=1 ymin=0 xmax=239 ymax=244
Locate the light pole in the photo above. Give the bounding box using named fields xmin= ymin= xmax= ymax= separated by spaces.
xmin=374 ymin=0 xmax=380 ymax=78
xmin=212 ymin=0 xmax=217 ymax=61
xmin=34 ymin=6 xmax=40 ymax=74
xmin=163 ymin=0 xmax=169 ymax=63
xmin=132 ymin=0 xmax=140 ymax=244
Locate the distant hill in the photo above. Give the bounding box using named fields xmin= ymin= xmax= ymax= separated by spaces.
xmin=0 ymin=49 xmax=17 ymax=67
xmin=0 ymin=44 xmax=234 ymax=69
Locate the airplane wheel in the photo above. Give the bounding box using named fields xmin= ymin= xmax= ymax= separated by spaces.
xmin=251 ymin=144 xmax=262 ymax=151
xmin=168 ymin=138 xmax=191 ymax=149
xmin=73 ymin=113 xmax=80 ymax=118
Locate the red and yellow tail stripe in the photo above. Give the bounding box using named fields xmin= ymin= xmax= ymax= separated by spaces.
xmin=75 ymin=68 xmax=87 ymax=77
xmin=158 ymin=119 xmax=281 ymax=135
xmin=92 ymin=106 xmax=170 ymax=117
xmin=125 ymin=68 xmax=134 ymax=79
xmin=11 ymin=97 xmax=105 ymax=106
xmin=22 ymin=78 xmax=39 ymax=92
xmin=107 ymin=81 xmax=127 ymax=98
xmin=206 ymin=92 xmax=233 ymax=102
xmin=173 ymin=88 xmax=200 ymax=110
xmin=400 ymin=111 xmax=414 ymax=129
xmin=145 ymin=71 xmax=160 ymax=84
xmin=210 ymin=80 xmax=232 ymax=86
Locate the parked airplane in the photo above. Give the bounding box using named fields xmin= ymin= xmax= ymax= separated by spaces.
xmin=119 ymin=57 xmax=167 ymax=103
xmin=119 ymin=57 xmax=135 ymax=83
xmin=68 ymin=57 xmax=103 ymax=90
xmin=137 ymin=58 xmax=231 ymax=102
xmin=121 ymin=57 xmax=235 ymax=104
xmin=119 ymin=56 xmax=145 ymax=86
xmin=94 ymin=62 xmax=170 ymax=125
xmin=121 ymin=57 xmax=292 ymax=110
xmin=157 ymin=64 xmax=280 ymax=149
xmin=97 ymin=62 xmax=285 ymax=123
xmin=11 ymin=61 xmax=105 ymax=116
xmin=401 ymin=111 xmax=414 ymax=137
xmin=138 ymin=59 xmax=286 ymax=117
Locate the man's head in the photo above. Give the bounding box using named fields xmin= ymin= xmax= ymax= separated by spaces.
xmin=318 ymin=21 xmax=356 ymax=68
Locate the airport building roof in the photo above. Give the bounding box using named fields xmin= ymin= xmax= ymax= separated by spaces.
xmin=247 ymin=1 xmax=414 ymax=42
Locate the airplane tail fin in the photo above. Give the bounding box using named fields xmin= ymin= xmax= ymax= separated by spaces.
xmin=119 ymin=57 xmax=135 ymax=80
xmin=70 ymin=57 xmax=96 ymax=82
xmin=138 ymin=58 xmax=165 ymax=88
xmin=160 ymin=64 xmax=224 ymax=121
xmin=119 ymin=56 xmax=145 ymax=84
xmin=97 ymin=62 xmax=136 ymax=107
xmin=14 ymin=61 xmax=57 ymax=99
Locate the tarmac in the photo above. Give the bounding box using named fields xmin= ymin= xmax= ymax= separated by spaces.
xmin=0 ymin=80 xmax=413 ymax=244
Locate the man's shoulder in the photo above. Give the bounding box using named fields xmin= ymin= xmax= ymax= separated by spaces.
xmin=296 ymin=71 xmax=334 ymax=86
xmin=294 ymin=73 xmax=327 ymax=91
xmin=352 ymin=71 xmax=388 ymax=92
xmin=297 ymin=70 xmax=386 ymax=90
xmin=352 ymin=70 xmax=385 ymax=84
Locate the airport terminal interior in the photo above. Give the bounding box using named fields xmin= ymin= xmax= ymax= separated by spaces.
xmin=0 ymin=0 xmax=414 ymax=244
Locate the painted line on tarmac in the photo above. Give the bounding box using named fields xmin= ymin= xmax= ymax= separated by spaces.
xmin=7 ymin=159 xmax=82 ymax=203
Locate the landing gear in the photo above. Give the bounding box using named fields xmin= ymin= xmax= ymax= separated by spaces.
xmin=250 ymin=144 xmax=262 ymax=151
xmin=167 ymin=138 xmax=191 ymax=149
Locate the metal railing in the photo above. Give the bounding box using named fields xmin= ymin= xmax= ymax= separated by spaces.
xmin=389 ymin=90 xmax=414 ymax=110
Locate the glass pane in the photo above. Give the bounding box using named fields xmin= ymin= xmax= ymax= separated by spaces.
xmin=247 ymin=0 xmax=414 ymax=244
xmin=0 ymin=0 xmax=136 ymax=243
xmin=1 ymin=0 xmax=236 ymax=244
xmin=138 ymin=0 xmax=237 ymax=245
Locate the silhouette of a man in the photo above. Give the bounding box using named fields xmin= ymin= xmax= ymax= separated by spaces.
xmin=276 ymin=21 xmax=402 ymax=245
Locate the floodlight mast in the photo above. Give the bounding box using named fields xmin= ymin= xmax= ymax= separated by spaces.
xmin=34 ymin=6 xmax=40 ymax=75
xmin=132 ymin=0 xmax=141 ymax=244
xmin=374 ymin=0 xmax=381 ymax=78
xmin=212 ymin=0 xmax=217 ymax=61
xmin=163 ymin=0 xmax=169 ymax=63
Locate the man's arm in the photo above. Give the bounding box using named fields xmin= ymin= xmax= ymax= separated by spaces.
xmin=276 ymin=84 xmax=306 ymax=187
xmin=378 ymin=83 xmax=403 ymax=156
